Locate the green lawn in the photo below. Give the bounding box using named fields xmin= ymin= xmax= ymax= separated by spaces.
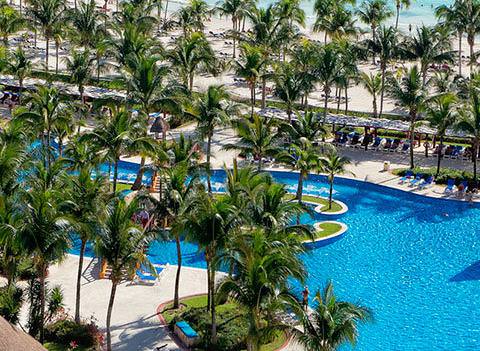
xmin=161 ymin=295 xmax=287 ymax=351
xmin=115 ymin=182 xmax=132 ymax=192
xmin=285 ymin=194 xmax=343 ymax=213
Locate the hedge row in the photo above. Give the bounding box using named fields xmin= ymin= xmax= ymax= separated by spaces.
xmin=392 ymin=167 xmax=477 ymax=185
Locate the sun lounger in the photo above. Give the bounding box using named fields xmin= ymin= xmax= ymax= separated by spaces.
xmin=418 ymin=176 xmax=434 ymax=189
xmin=389 ymin=139 xmax=401 ymax=152
xmin=382 ymin=139 xmax=392 ymax=152
xmin=409 ymin=174 xmax=422 ymax=187
xmin=370 ymin=137 xmax=382 ymax=150
xmin=444 ymin=179 xmax=455 ymax=194
xmin=399 ymin=171 xmax=413 ymax=184
xmin=399 ymin=142 xmax=410 ymax=153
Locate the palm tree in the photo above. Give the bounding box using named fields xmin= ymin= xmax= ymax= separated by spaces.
xmin=95 ymin=198 xmax=153 ymax=351
xmin=60 ymin=169 xmax=108 ymax=323
xmin=403 ymin=25 xmax=455 ymax=87
xmin=463 ymin=0 xmax=480 ymax=73
xmin=81 ymin=105 xmax=155 ymax=192
xmin=277 ymin=141 xmax=319 ymax=204
xmin=183 ymin=189 xmax=238 ymax=347
xmin=235 ymin=43 xmax=267 ymax=116
xmin=394 ymin=0 xmax=410 ymax=29
xmin=224 ymin=114 xmax=281 ymax=170
xmin=295 ymin=281 xmax=373 ymax=351
xmin=319 ymin=150 xmax=352 ymax=209
xmin=359 ymin=72 xmax=382 ymax=117
xmin=27 ymin=0 xmax=66 ymax=71
xmin=315 ymin=43 xmax=343 ymax=123
xmin=314 ymin=5 xmax=356 ymax=44
xmin=0 ymin=2 xmax=25 ymax=46
xmin=7 ymin=47 xmax=31 ymax=103
xmin=67 ymin=0 xmax=107 ymax=49
xmin=190 ymin=85 xmax=239 ymax=193
xmin=218 ymin=228 xmax=306 ymax=351
xmin=166 ymin=31 xmax=216 ymax=91
xmin=436 ymin=0 xmax=467 ymax=76
xmin=356 ymin=0 xmax=393 ymax=64
xmin=280 ymin=110 xmax=326 ymax=145
xmin=425 ymin=93 xmax=458 ymax=176
xmin=215 ymin=0 xmax=245 ymax=58
xmin=51 ymin=21 xmax=64 ymax=74
xmin=457 ymin=84 xmax=480 ymax=180
xmin=369 ymin=25 xmax=398 ymax=116
xmin=273 ymin=62 xmax=304 ymax=122
xmin=387 ymin=66 xmax=425 ymax=169
xmin=17 ymin=165 xmax=70 ymax=342
xmin=64 ymin=49 xmax=95 ymax=105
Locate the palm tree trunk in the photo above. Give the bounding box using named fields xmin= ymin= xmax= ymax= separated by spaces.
xmin=164 ymin=0 xmax=169 ymax=21
xmin=380 ymin=65 xmax=386 ymax=116
xmin=261 ymin=76 xmax=266 ymax=109
xmin=173 ymin=234 xmax=181 ymax=309
xmin=395 ymin=4 xmax=400 ymax=29
xmin=409 ymin=114 xmax=416 ymax=169
xmin=74 ymin=239 xmax=86 ymax=323
xmin=206 ymin=133 xmax=213 ymax=193
xmin=206 ymin=258 xmax=211 ymax=311
xmin=132 ymin=157 xmax=146 ymax=190
xmin=322 ymin=85 xmax=329 ymax=124
xmin=372 ymin=26 xmax=376 ymax=64
xmin=210 ymin=265 xmax=217 ymax=346
xmin=336 ymin=87 xmax=342 ymax=113
xmin=55 ymin=44 xmax=59 ymax=74
xmin=459 ymin=33 xmax=463 ymax=76
xmin=473 ymin=140 xmax=478 ymax=181
xmin=232 ymin=19 xmax=236 ymax=58
xmin=328 ymin=178 xmax=334 ymax=210
xmin=113 ymin=159 xmax=119 ymax=193
xmin=38 ymin=265 xmax=46 ymax=343
xmin=157 ymin=1 xmax=162 ymax=30
xmin=189 ymin=74 xmax=194 ymax=91
xmin=469 ymin=39 xmax=474 ymax=76
xmin=296 ymin=173 xmax=304 ymax=202
xmin=373 ymin=93 xmax=378 ymax=118
xmin=436 ymin=135 xmax=444 ymax=176
xmin=106 ymin=280 xmax=118 ymax=351
xmin=45 ymin=37 xmax=49 ymax=71
xmin=344 ymin=85 xmax=349 ymax=114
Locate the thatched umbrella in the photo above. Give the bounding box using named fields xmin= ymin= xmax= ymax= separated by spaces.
xmin=0 ymin=316 xmax=47 ymax=351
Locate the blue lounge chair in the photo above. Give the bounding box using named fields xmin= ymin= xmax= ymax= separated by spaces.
xmin=400 ymin=142 xmax=410 ymax=153
xmin=444 ymin=179 xmax=455 ymax=194
xmin=136 ymin=270 xmax=156 ymax=282
xmin=418 ymin=176 xmax=434 ymax=189
xmin=371 ymin=137 xmax=382 ymax=150
xmin=399 ymin=170 xmax=413 ymax=184
xmin=409 ymin=174 xmax=422 ymax=187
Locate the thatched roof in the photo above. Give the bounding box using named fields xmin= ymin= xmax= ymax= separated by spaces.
xmin=0 ymin=316 xmax=47 ymax=351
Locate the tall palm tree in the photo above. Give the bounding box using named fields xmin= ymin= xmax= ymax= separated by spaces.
xmin=67 ymin=0 xmax=107 ymax=49
xmin=224 ymin=114 xmax=281 ymax=170
xmin=457 ymin=84 xmax=480 ymax=180
xmin=359 ymin=72 xmax=382 ymax=118
xmin=81 ymin=105 xmax=155 ymax=192
xmin=95 ymin=198 xmax=153 ymax=351
xmin=61 ymin=168 xmax=108 ymax=323
xmin=17 ymin=164 xmax=70 ymax=342
xmin=183 ymin=189 xmax=238 ymax=347
xmin=0 ymin=2 xmax=25 ymax=46
xmin=277 ymin=141 xmax=320 ymax=204
xmin=27 ymin=0 xmax=66 ymax=71
xmin=318 ymin=150 xmax=352 ymax=209
xmin=273 ymin=62 xmax=304 ymax=122
xmin=394 ymin=0 xmax=410 ymax=29
xmin=314 ymin=5 xmax=356 ymax=44
xmin=218 ymin=228 xmax=306 ymax=351
xmin=463 ymin=0 xmax=480 ymax=73
xmin=356 ymin=0 xmax=393 ymax=64
xmin=387 ymin=66 xmax=425 ymax=169
xmin=235 ymin=43 xmax=267 ymax=116
xmin=51 ymin=21 xmax=64 ymax=74
xmin=436 ymin=0 xmax=467 ymax=76
xmin=280 ymin=110 xmax=326 ymax=145
xmin=166 ymin=31 xmax=216 ymax=91
xmin=7 ymin=47 xmax=31 ymax=103
xmin=190 ymin=85 xmax=238 ymax=193
xmin=314 ymin=43 xmax=343 ymax=123
xmin=64 ymin=49 xmax=95 ymax=105
xmin=425 ymin=93 xmax=458 ymax=176
xmin=215 ymin=0 xmax=246 ymax=58
xmin=295 ymin=281 xmax=373 ymax=351
xmin=403 ymin=25 xmax=455 ymax=87
xmin=369 ymin=25 xmax=398 ymax=116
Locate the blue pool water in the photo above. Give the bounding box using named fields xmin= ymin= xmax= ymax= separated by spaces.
xmin=71 ymin=169 xmax=480 ymax=350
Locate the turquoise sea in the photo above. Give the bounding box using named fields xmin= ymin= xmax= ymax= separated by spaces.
xmin=169 ymin=0 xmax=454 ymax=30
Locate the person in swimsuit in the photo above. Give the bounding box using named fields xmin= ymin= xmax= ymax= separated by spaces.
xmin=302 ymin=286 xmax=310 ymax=311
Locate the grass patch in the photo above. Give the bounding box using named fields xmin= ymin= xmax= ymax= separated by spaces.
xmin=115 ymin=182 xmax=132 ymax=192
xmin=161 ymin=295 xmax=287 ymax=351
xmin=286 ymin=194 xmax=343 ymax=213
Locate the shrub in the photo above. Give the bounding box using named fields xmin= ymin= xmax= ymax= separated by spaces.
xmin=45 ymin=318 xmax=103 ymax=349
xmin=0 ymin=285 xmax=23 ymax=324
xmin=393 ymin=167 xmax=476 ymax=185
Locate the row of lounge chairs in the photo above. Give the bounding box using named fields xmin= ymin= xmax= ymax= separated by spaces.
xmin=398 ymin=171 xmax=434 ymax=190
xmin=399 ymin=172 xmax=476 ymax=198
xmin=334 ymin=132 xmax=411 ymax=153
xmin=432 ymin=145 xmax=472 ymax=161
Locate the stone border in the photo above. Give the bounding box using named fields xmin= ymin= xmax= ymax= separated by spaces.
xmin=156 ymin=294 xmax=291 ymax=351
xmin=301 ymin=197 xmax=348 ymax=215
xmin=303 ymin=221 xmax=348 ymax=245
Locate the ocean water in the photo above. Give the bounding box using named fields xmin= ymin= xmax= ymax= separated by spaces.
xmin=71 ymin=169 xmax=480 ymax=350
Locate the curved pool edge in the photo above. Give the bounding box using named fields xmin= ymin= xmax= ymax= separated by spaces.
xmin=303 ymin=221 xmax=348 ymax=247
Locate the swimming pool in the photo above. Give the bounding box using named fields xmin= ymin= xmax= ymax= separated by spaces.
xmin=71 ymin=169 xmax=480 ymax=350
